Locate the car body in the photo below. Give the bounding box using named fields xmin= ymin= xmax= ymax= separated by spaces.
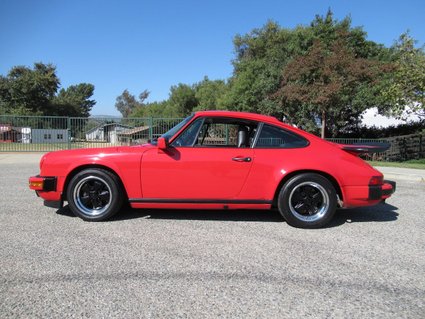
xmin=29 ymin=111 xmax=395 ymax=228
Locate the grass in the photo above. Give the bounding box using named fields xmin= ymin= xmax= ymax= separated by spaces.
xmin=368 ymin=159 xmax=425 ymax=170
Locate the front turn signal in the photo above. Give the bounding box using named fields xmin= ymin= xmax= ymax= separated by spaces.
xmin=29 ymin=178 xmax=44 ymax=190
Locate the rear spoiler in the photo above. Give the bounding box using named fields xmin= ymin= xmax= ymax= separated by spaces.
xmin=336 ymin=142 xmax=390 ymax=156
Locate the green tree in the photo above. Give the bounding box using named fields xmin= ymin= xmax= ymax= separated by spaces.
xmin=275 ymin=38 xmax=389 ymax=138
xmin=115 ymin=89 xmax=149 ymax=117
xmin=0 ymin=63 xmax=60 ymax=115
xmin=381 ymin=32 xmax=425 ymax=119
xmin=222 ymin=10 xmax=392 ymax=136
xmin=309 ymin=10 xmax=388 ymax=60
xmin=221 ymin=20 xmax=307 ymax=115
xmin=0 ymin=76 xmax=12 ymax=113
xmin=53 ymin=83 xmax=96 ymax=117
xmin=0 ymin=62 xmax=97 ymax=116
xmin=168 ymin=83 xmax=198 ymax=116
xmin=194 ymin=76 xmax=227 ymax=111
xmin=130 ymin=100 xmax=175 ymax=118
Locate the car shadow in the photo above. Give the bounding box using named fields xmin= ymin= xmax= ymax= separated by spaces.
xmin=55 ymin=205 xmax=76 ymax=217
xmin=56 ymin=205 xmax=284 ymax=222
xmin=55 ymin=202 xmax=399 ymax=226
xmin=113 ymin=207 xmax=285 ymax=223
xmin=329 ymin=202 xmax=399 ymax=227
xmin=55 ymin=205 xmax=284 ymax=222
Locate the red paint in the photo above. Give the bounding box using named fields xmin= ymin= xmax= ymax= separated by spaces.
xmin=29 ymin=111 xmax=394 ymax=211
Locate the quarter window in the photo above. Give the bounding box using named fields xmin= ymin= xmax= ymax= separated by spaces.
xmin=255 ymin=124 xmax=308 ymax=148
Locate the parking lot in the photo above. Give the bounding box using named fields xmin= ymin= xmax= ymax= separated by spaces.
xmin=1 ymin=154 xmax=424 ymax=318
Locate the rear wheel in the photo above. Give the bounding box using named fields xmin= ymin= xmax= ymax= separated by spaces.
xmin=278 ymin=173 xmax=337 ymax=228
xmin=66 ymin=168 xmax=123 ymax=221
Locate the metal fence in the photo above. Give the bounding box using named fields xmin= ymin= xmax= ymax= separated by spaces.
xmin=0 ymin=115 xmax=182 ymax=152
xmin=327 ymin=135 xmax=425 ymax=161
xmin=1 ymin=115 xmax=423 ymax=161
xmin=326 ymin=137 xmax=388 ymax=161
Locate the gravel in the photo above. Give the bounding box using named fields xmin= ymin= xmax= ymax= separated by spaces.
xmin=1 ymin=155 xmax=424 ymax=318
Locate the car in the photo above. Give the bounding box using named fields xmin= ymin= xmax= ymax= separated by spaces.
xmin=29 ymin=111 xmax=395 ymax=228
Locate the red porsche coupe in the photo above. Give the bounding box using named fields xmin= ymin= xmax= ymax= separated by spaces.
xmin=29 ymin=111 xmax=395 ymax=228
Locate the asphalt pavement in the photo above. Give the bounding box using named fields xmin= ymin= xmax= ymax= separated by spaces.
xmin=0 ymin=153 xmax=424 ymax=318
xmin=375 ymin=166 xmax=425 ymax=182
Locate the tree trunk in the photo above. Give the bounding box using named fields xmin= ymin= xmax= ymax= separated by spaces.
xmin=321 ymin=110 xmax=326 ymax=139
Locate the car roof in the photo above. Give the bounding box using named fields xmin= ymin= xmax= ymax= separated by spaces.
xmin=193 ymin=110 xmax=323 ymax=143
xmin=194 ymin=110 xmax=282 ymax=124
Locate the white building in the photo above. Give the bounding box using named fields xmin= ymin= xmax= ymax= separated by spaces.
xmin=31 ymin=129 xmax=69 ymax=143
xmin=20 ymin=127 xmax=31 ymax=143
xmin=85 ymin=123 xmax=133 ymax=144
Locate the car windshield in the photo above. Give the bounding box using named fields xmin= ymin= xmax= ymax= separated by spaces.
xmin=160 ymin=114 xmax=194 ymax=140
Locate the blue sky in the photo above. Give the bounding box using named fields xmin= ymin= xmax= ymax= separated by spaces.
xmin=1 ymin=0 xmax=424 ymax=116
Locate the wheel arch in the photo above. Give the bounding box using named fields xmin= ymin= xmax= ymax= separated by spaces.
xmin=272 ymin=169 xmax=343 ymax=207
xmin=62 ymin=164 xmax=129 ymax=202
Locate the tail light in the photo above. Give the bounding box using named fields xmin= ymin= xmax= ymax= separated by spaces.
xmin=369 ymin=176 xmax=383 ymax=186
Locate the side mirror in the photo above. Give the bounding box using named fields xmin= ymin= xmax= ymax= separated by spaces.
xmin=157 ymin=137 xmax=169 ymax=150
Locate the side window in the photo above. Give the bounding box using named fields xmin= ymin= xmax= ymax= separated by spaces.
xmin=171 ymin=117 xmax=258 ymax=148
xmin=195 ymin=120 xmax=258 ymax=148
xmin=171 ymin=118 xmax=203 ymax=147
xmin=196 ymin=123 xmax=239 ymax=147
xmin=255 ymin=124 xmax=308 ymax=148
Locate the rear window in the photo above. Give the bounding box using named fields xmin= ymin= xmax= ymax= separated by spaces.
xmin=255 ymin=124 xmax=308 ymax=148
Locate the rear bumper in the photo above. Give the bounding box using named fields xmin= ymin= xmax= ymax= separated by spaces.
xmin=369 ymin=180 xmax=396 ymax=200
xmin=342 ymin=180 xmax=396 ymax=208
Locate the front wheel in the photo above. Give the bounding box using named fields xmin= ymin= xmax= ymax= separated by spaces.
xmin=66 ymin=168 xmax=123 ymax=221
xmin=278 ymin=173 xmax=337 ymax=228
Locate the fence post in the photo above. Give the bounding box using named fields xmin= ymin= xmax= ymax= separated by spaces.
xmin=67 ymin=117 xmax=71 ymax=150
xmin=225 ymin=124 xmax=229 ymax=145
xmin=149 ymin=117 xmax=153 ymax=141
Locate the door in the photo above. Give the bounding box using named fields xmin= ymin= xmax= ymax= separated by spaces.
xmin=141 ymin=147 xmax=253 ymax=199
xmin=141 ymin=117 xmax=257 ymax=199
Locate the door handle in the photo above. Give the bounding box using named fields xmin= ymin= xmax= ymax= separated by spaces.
xmin=232 ymin=156 xmax=252 ymax=162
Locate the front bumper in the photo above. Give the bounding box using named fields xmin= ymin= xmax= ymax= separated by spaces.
xmin=29 ymin=175 xmax=62 ymax=209
xmin=369 ymin=180 xmax=396 ymax=200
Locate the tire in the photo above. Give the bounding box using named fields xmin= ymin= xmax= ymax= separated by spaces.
xmin=66 ymin=168 xmax=123 ymax=221
xmin=277 ymin=173 xmax=337 ymax=228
